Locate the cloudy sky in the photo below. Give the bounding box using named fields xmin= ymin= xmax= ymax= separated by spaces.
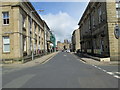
xmin=31 ymin=2 xmax=88 ymax=42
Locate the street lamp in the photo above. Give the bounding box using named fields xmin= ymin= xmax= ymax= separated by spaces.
xmin=30 ymin=9 xmax=44 ymax=60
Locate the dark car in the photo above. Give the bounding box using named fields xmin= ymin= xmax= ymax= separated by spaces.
xmin=62 ymin=50 xmax=64 ymax=52
xmin=76 ymin=49 xmax=81 ymax=53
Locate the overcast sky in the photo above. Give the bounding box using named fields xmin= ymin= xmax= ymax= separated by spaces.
xmin=31 ymin=2 xmax=88 ymax=42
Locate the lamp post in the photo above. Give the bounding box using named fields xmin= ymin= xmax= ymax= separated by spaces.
xmin=30 ymin=9 xmax=44 ymax=60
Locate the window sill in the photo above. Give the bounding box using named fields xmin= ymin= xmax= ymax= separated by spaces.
xmin=3 ymin=24 xmax=9 ymax=26
xmin=3 ymin=52 xmax=10 ymax=54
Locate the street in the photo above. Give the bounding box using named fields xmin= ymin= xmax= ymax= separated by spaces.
xmin=2 ymin=52 xmax=119 ymax=88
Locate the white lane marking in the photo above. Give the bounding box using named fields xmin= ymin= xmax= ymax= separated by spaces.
xmin=92 ymin=64 xmax=120 ymax=79
xmin=113 ymin=75 xmax=120 ymax=79
xmin=107 ymin=72 xmax=114 ymax=75
xmin=64 ymin=55 xmax=67 ymax=56
xmin=94 ymin=65 xmax=97 ymax=68
xmin=115 ymin=72 xmax=120 ymax=74
xmin=102 ymin=69 xmax=107 ymax=72
xmin=106 ymin=72 xmax=120 ymax=79
xmin=97 ymin=67 xmax=102 ymax=70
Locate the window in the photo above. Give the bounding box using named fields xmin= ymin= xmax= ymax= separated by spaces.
xmin=116 ymin=8 xmax=120 ymax=18
xmin=34 ymin=24 xmax=37 ymax=34
xmin=22 ymin=15 xmax=26 ymax=28
xmin=38 ymin=27 xmax=40 ymax=33
xmin=2 ymin=12 xmax=9 ymax=25
xmin=116 ymin=3 xmax=120 ymax=18
xmin=30 ymin=38 xmax=32 ymax=51
xmin=98 ymin=6 xmax=102 ymax=23
xmin=116 ymin=10 xmax=119 ymax=18
xmin=92 ymin=14 xmax=95 ymax=27
xmin=29 ymin=18 xmax=32 ymax=32
xmin=23 ymin=36 xmax=27 ymax=52
xmin=88 ymin=19 xmax=90 ymax=30
xmin=3 ymin=36 xmax=10 ymax=52
xmin=116 ymin=3 xmax=119 ymax=8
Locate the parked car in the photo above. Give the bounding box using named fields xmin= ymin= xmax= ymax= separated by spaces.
xmin=76 ymin=49 xmax=81 ymax=53
xmin=62 ymin=50 xmax=64 ymax=52
xmin=66 ymin=49 xmax=70 ymax=53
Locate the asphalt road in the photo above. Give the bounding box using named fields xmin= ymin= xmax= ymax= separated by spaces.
xmin=2 ymin=52 xmax=119 ymax=88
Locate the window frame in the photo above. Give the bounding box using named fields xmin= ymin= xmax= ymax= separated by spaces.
xmin=22 ymin=15 xmax=26 ymax=28
xmin=3 ymin=36 xmax=10 ymax=53
xmin=98 ymin=6 xmax=102 ymax=24
xmin=2 ymin=12 xmax=9 ymax=25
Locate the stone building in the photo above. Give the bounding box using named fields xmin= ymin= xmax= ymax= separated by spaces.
xmin=72 ymin=29 xmax=81 ymax=52
xmin=0 ymin=1 xmax=47 ymax=61
xmin=43 ymin=20 xmax=56 ymax=53
xmin=43 ymin=20 xmax=51 ymax=53
xmin=57 ymin=40 xmax=70 ymax=51
xmin=78 ymin=0 xmax=120 ymax=61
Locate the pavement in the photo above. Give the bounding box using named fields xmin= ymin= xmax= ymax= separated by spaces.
xmin=1 ymin=52 xmax=59 ymax=68
xmin=2 ymin=52 xmax=119 ymax=88
xmin=73 ymin=52 xmax=120 ymax=66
